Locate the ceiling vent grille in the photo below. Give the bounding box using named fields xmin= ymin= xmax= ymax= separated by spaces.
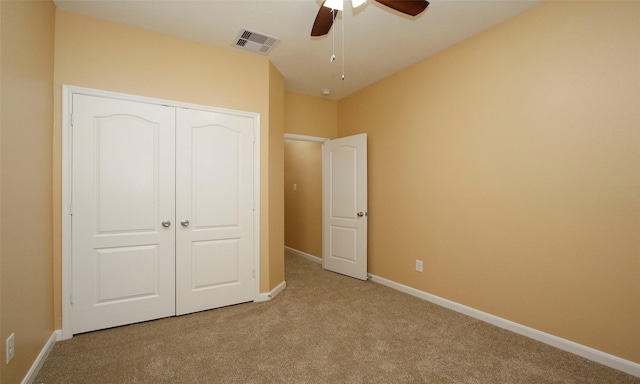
xmin=234 ymin=29 xmax=280 ymax=55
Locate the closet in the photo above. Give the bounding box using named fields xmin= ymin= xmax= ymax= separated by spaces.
xmin=70 ymin=93 xmax=257 ymax=334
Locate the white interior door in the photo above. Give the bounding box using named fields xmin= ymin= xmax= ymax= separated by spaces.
xmin=175 ymin=108 xmax=256 ymax=315
xmin=71 ymin=95 xmax=176 ymax=334
xmin=322 ymin=133 xmax=368 ymax=280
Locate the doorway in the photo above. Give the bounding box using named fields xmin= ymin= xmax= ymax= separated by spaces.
xmin=284 ymin=134 xmax=326 ymax=263
xmin=283 ymin=133 xmax=368 ymax=280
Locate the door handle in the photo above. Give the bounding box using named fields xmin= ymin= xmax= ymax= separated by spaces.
xmin=180 ymin=219 xmax=190 ymax=227
xmin=357 ymin=212 xmax=367 ymax=217
xmin=161 ymin=220 xmax=171 ymax=227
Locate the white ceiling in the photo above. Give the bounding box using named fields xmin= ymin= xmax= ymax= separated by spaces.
xmin=53 ymin=0 xmax=545 ymax=100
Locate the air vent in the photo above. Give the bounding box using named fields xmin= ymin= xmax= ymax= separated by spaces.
xmin=233 ymin=29 xmax=280 ymax=55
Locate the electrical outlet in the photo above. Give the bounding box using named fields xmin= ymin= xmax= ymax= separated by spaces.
xmin=6 ymin=333 xmax=15 ymax=364
xmin=415 ymin=260 xmax=423 ymax=272
xmin=293 ymin=183 xmax=297 ymax=191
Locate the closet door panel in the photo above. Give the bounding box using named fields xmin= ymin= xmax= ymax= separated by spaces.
xmin=71 ymin=95 xmax=176 ymax=334
xmin=175 ymin=108 xmax=255 ymax=315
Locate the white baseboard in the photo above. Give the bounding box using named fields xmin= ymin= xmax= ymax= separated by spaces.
xmin=284 ymin=246 xmax=322 ymax=264
xmin=256 ymin=280 xmax=287 ymax=302
xmin=367 ymin=273 xmax=640 ymax=378
xmin=22 ymin=330 xmax=60 ymax=384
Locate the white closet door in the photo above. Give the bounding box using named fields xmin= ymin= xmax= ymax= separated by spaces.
xmin=71 ymin=95 xmax=176 ymax=334
xmin=175 ymin=108 xmax=255 ymax=315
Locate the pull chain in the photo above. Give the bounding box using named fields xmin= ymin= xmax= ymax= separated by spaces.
xmin=330 ymin=8 xmax=336 ymax=63
xmin=341 ymin=2 xmax=345 ymax=80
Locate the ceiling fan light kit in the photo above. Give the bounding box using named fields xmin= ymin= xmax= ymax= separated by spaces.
xmin=323 ymin=0 xmax=367 ymax=11
xmin=323 ymin=0 xmax=343 ymax=11
xmin=312 ymin=0 xmax=429 ymax=37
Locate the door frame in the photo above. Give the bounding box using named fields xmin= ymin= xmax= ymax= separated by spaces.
xmin=284 ymin=133 xmax=368 ymax=278
xmin=283 ymin=133 xmax=328 ymax=265
xmin=61 ymin=85 xmax=261 ymax=340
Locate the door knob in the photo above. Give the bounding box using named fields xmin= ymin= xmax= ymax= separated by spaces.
xmin=180 ymin=219 xmax=190 ymax=227
xmin=161 ymin=220 xmax=171 ymax=227
xmin=357 ymin=212 xmax=365 ymax=217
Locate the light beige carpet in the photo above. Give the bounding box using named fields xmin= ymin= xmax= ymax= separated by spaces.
xmin=35 ymin=251 xmax=638 ymax=383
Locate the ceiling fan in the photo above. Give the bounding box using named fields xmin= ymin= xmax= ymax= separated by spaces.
xmin=311 ymin=0 xmax=430 ymax=36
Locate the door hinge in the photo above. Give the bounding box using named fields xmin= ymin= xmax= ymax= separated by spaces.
xmin=70 ymin=202 xmax=73 ymax=215
xmin=253 ymin=269 xmax=256 ymax=278
xmin=70 ymin=113 xmax=74 ymax=126
xmin=70 ymin=292 xmax=73 ymax=305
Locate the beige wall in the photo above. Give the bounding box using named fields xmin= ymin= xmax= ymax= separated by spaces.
xmin=282 ymin=92 xmax=337 ymax=259
xmin=0 ymin=2 xmax=635 ymax=381
xmin=0 ymin=1 xmax=56 ymax=383
xmin=284 ymin=92 xmax=338 ymax=138
xmin=284 ymin=140 xmax=323 ymax=257
xmin=267 ymin=62 xmax=285 ymax=290
xmin=53 ymin=10 xmax=284 ymax=326
xmin=338 ymin=1 xmax=640 ymax=363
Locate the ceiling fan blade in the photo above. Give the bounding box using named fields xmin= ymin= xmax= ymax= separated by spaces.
xmin=311 ymin=1 xmax=338 ymax=36
xmin=374 ymin=0 xmax=429 ymax=17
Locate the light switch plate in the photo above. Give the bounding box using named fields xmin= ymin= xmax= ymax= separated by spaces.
xmin=6 ymin=333 xmax=15 ymax=364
